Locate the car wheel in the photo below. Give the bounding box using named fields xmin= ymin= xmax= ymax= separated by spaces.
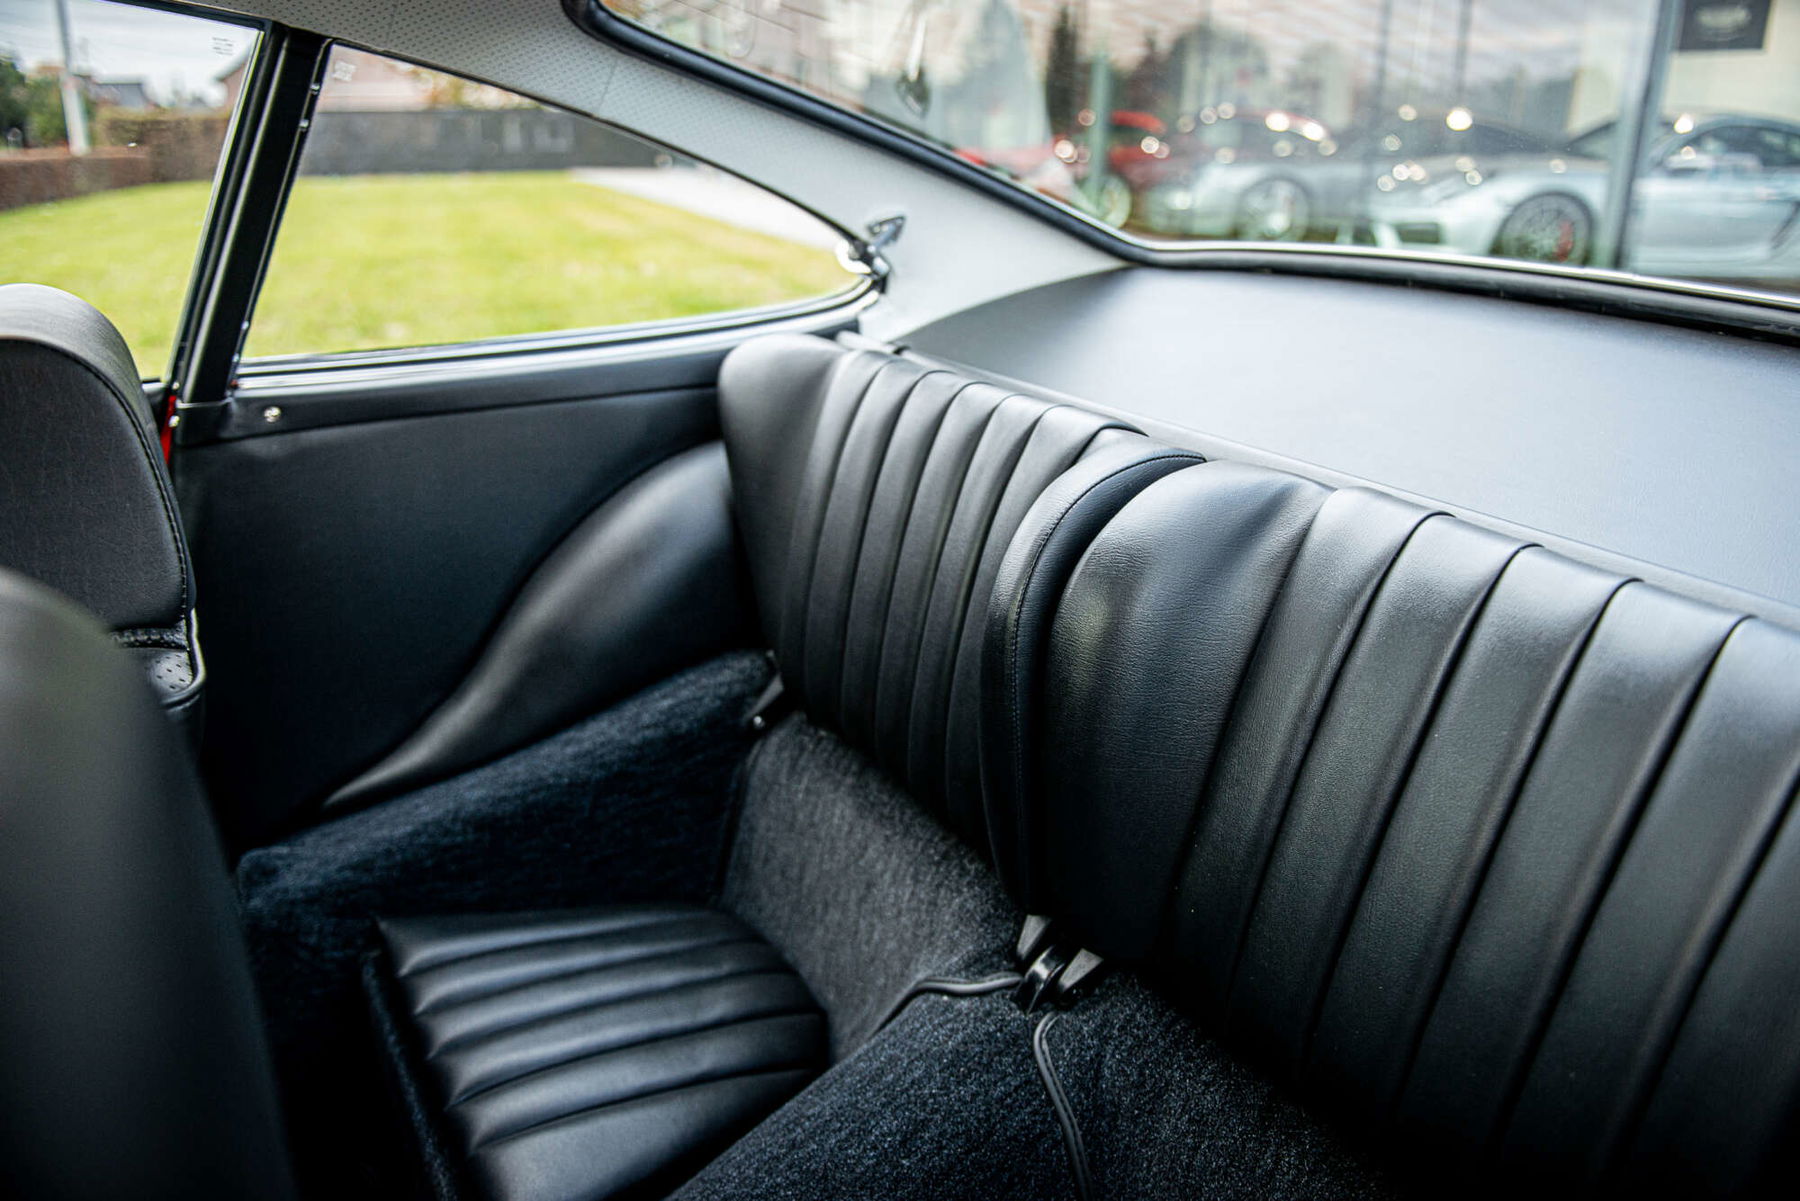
xmin=1493 ymin=193 xmax=1593 ymax=265
xmin=1236 ymin=178 xmax=1311 ymax=241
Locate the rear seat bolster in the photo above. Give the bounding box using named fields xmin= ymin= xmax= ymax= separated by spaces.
xmin=980 ymin=437 xmax=1205 ymax=907
xmin=717 ymin=333 xmax=853 ymax=648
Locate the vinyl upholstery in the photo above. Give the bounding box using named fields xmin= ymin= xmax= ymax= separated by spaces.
xmin=719 ymin=333 xmax=1196 ymax=854
xmin=0 ymin=284 xmax=201 ymax=722
xmin=0 ymin=569 xmax=290 ymax=1201
xmin=368 ymin=334 xmax=1800 ymax=1199
xmin=379 ymin=906 xmax=825 ymax=1201
xmin=1013 ymin=459 xmax=1800 ymax=1193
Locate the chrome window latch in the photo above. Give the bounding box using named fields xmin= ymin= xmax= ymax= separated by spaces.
xmin=838 ymin=214 xmax=905 ymax=286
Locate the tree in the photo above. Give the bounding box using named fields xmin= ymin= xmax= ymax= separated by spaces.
xmin=25 ymin=73 xmax=72 ymax=146
xmin=0 ymin=55 xmax=30 ymax=143
xmin=1043 ymin=5 xmax=1083 ymax=132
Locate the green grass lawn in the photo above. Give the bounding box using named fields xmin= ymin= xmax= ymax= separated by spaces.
xmin=0 ymin=172 xmax=851 ymax=376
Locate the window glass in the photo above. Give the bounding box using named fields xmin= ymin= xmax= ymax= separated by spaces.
xmin=0 ymin=0 xmax=258 ymax=377
xmin=604 ymin=0 xmax=1800 ymax=302
xmin=244 ymin=47 xmax=852 ymax=360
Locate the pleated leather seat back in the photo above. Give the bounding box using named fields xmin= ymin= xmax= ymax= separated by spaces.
xmin=1004 ymin=458 xmax=1800 ymax=1194
xmin=719 ymin=334 xmax=1197 ymax=855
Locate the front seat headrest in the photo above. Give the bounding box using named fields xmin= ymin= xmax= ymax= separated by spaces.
xmin=0 ymin=283 xmax=200 ymax=722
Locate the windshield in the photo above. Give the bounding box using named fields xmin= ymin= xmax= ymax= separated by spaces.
xmin=602 ymin=1 xmax=1800 ymax=301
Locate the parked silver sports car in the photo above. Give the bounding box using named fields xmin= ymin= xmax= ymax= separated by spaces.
xmin=1367 ymin=114 xmax=1800 ymax=281
xmin=1139 ymin=109 xmax=1559 ymax=243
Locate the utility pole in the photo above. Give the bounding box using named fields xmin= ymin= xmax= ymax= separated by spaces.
xmin=1451 ymin=0 xmax=1473 ymax=100
xmin=54 ymin=0 xmax=89 ymax=155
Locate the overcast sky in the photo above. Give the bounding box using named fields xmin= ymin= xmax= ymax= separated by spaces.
xmin=0 ymin=0 xmax=257 ymax=104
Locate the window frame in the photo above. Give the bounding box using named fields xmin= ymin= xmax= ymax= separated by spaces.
xmin=565 ymin=0 xmax=1800 ymax=345
xmin=205 ymin=39 xmax=867 ymax=383
xmin=0 ymin=0 xmax=274 ymax=387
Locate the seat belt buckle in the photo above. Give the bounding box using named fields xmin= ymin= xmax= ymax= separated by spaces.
xmin=1012 ymin=915 xmax=1105 ymax=1013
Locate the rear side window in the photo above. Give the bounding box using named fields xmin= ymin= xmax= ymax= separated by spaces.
xmin=599 ymin=0 xmax=1800 ymax=304
xmin=0 ymin=0 xmax=258 ymax=377
xmin=243 ymin=46 xmax=853 ymax=361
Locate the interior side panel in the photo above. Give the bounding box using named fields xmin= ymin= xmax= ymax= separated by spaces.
xmin=179 ymin=384 xmax=722 ymax=846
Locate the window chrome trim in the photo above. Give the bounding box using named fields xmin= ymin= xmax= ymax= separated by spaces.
xmin=227 ymin=281 xmax=872 ymax=380
xmin=567 ymin=0 xmax=1800 ymax=341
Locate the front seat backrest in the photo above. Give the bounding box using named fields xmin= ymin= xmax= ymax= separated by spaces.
xmin=0 ymin=568 xmax=292 ymax=1200
xmin=0 ymin=284 xmax=200 ymax=724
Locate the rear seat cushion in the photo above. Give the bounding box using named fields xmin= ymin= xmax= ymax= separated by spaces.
xmin=372 ymin=905 xmax=826 ymax=1201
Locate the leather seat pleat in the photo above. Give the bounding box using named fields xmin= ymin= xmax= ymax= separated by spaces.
xmin=1305 ymin=547 xmax=1624 ymax=1113
xmin=834 ymin=374 xmax=967 ymax=751
xmin=869 ymin=384 xmax=1011 ymax=783
xmin=433 ymin=971 xmax=816 ymax=1104
xmin=939 ymin=404 xmax=1120 ymax=852
xmin=417 ymin=941 xmax=787 ymax=1057
xmin=902 ymin=395 xmax=1049 ymax=812
xmin=400 ymin=914 xmax=749 ymax=1016
xmin=1499 ymin=618 xmax=1800 ymax=1177
xmin=1035 ymin=462 xmax=1331 ymax=957
xmin=1625 ymin=720 xmax=1800 ymax=1193
xmin=774 ymin=351 xmax=888 ymax=707
xmin=1166 ymin=487 xmax=1434 ymax=1017
xmin=385 ymin=904 xmax=719 ymax=976
xmin=1391 ymin=583 xmax=1738 ymax=1153
xmin=1224 ymin=516 xmax=1525 ymax=1075
xmin=799 ymin=362 xmax=934 ymax=729
xmin=451 ymin=1013 xmax=825 ymax=1151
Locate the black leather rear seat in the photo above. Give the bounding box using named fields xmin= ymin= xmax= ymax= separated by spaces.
xmin=374 ymin=906 xmax=824 ymax=1201
xmin=371 ymin=333 xmax=1800 ymax=1198
xmin=998 ymin=459 xmax=1800 ymax=1194
xmin=365 ymin=334 xmax=1189 ymax=1200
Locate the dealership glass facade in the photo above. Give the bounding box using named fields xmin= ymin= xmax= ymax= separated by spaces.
xmin=607 ymin=0 xmax=1800 ymax=298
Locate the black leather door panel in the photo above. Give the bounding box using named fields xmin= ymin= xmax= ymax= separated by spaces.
xmin=180 ymin=385 xmax=718 ymax=845
xmin=322 ymin=443 xmax=752 ymax=812
xmin=178 ymin=307 xmax=857 ymax=847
